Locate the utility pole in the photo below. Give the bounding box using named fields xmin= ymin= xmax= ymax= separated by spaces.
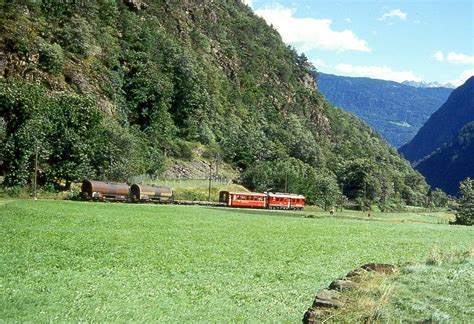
xmin=208 ymin=161 xmax=212 ymax=201
xmin=285 ymin=171 xmax=288 ymax=193
xmin=363 ymin=182 xmax=367 ymax=212
xmin=34 ymin=139 xmax=38 ymax=200
xmin=340 ymin=183 xmax=344 ymax=211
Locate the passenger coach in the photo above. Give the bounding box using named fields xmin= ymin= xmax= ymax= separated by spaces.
xmin=219 ymin=191 xmax=267 ymax=208
xmin=219 ymin=191 xmax=305 ymax=210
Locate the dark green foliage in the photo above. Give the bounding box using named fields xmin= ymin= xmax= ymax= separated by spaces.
xmin=0 ymin=0 xmax=429 ymax=206
xmin=455 ymin=178 xmax=474 ymax=225
xmin=242 ymin=158 xmax=340 ymax=208
xmin=38 ymin=42 xmax=64 ymax=75
xmin=430 ymin=188 xmax=448 ymax=208
xmin=317 ymin=73 xmax=452 ymax=148
xmin=59 ymin=16 xmax=95 ymax=57
xmin=0 ymin=80 xmax=160 ymax=187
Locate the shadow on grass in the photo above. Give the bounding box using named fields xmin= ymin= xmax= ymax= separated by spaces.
xmin=205 ymin=206 xmax=311 ymax=218
xmin=205 ymin=206 xmax=395 ymax=224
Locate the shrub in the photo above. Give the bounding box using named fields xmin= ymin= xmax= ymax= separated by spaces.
xmin=38 ymin=42 xmax=64 ymax=75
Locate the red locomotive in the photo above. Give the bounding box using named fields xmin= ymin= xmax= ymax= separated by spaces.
xmin=219 ymin=191 xmax=305 ymax=210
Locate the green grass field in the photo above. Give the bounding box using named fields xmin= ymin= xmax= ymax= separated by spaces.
xmin=1 ymin=200 xmax=472 ymax=321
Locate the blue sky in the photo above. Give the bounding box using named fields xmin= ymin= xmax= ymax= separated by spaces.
xmin=243 ymin=0 xmax=473 ymax=86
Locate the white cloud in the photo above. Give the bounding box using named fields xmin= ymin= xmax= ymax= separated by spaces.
xmin=344 ymin=18 xmax=352 ymax=23
xmin=447 ymin=52 xmax=474 ymax=65
xmin=433 ymin=51 xmax=444 ymax=61
xmin=255 ymin=5 xmax=370 ymax=52
xmin=378 ymin=9 xmax=407 ymax=21
xmin=449 ymin=69 xmax=474 ymax=87
xmin=335 ymin=63 xmax=422 ymax=82
xmin=432 ymin=51 xmax=474 ymax=64
xmin=312 ymin=58 xmax=326 ymax=68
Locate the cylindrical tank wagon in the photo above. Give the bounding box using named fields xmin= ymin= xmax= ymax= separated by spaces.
xmin=130 ymin=184 xmax=173 ymax=203
xmin=81 ymin=180 xmax=129 ymax=201
xmin=81 ymin=180 xmax=173 ymax=202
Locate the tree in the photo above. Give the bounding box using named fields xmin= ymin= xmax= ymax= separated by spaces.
xmin=431 ymin=188 xmax=448 ymax=208
xmin=313 ymin=174 xmax=340 ymax=211
xmin=455 ymin=178 xmax=474 ymax=226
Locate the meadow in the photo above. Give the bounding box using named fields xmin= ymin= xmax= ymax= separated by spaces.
xmin=1 ymin=200 xmax=472 ymax=322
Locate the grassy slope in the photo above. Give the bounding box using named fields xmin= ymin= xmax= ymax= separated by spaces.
xmin=1 ymin=200 xmax=472 ymax=321
xmin=388 ymin=252 xmax=473 ymax=321
xmin=322 ymin=251 xmax=473 ymax=322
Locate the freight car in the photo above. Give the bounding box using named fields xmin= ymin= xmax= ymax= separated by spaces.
xmin=219 ymin=191 xmax=305 ymax=210
xmin=81 ymin=180 xmax=129 ymax=201
xmin=130 ymin=183 xmax=173 ymax=203
xmin=81 ymin=180 xmax=173 ymax=203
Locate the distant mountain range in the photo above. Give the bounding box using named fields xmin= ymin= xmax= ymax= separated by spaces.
xmin=400 ymin=76 xmax=474 ymax=195
xmin=402 ymin=80 xmax=456 ymax=89
xmin=316 ymin=73 xmax=452 ymax=148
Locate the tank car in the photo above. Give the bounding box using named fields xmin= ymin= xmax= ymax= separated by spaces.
xmin=130 ymin=184 xmax=173 ymax=203
xmin=81 ymin=180 xmax=129 ymax=201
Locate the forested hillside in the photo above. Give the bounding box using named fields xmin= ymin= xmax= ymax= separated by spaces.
xmin=317 ymin=73 xmax=452 ymax=148
xmin=400 ymin=77 xmax=474 ymax=162
xmin=416 ymin=122 xmax=474 ymax=195
xmin=0 ymin=0 xmax=428 ymax=207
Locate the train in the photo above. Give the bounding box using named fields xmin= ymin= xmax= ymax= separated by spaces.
xmin=219 ymin=191 xmax=305 ymax=210
xmin=80 ymin=180 xmax=305 ymax=210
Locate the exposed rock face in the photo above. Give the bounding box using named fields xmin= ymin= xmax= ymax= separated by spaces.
xmin=124 ymin=0 xmax=148 ymax=11
xmin=329 ymin=279 xmax=358 ymax=291
xmin=303 ymin=263 xmax=399 ymax=323
xmin=346 ymin=268 xmax=368 ymax=278
xmin=315 ymin=289 xmax=342 ymax=301
xmin=312 ymin=289 xmax=343 ymax=308
xmin=361 ymin=263 xmax=398 ymax=274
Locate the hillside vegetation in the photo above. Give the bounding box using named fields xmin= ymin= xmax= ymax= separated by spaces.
xmin=416 ymin=122 xmax=474 ymax=195
xmin=400 ymin=77 xmax=474 ymax=163
xmin=317 ymin=73 xmax=452 ymax=148
xmin=0 ymin=0 xmax=428 ymax=207
xmin=400 ymin=77 xmax=474 ymax=195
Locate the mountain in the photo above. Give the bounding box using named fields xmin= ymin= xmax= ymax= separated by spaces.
xmin=399 ymin=77 xmax=474 ymax=163
xmin=415 ymin=122 xmax=474 ymax=195
xmin=402 ymin=80 xmax=455 ymax=89
xmin=0 ymin=0 xmax=429 ymax=206
xmin=316 ymin=73 xmax=452 ymax=148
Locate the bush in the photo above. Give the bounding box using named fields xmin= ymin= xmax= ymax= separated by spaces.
xmin=38 ymin=42 xmax=64 ymax=75
xmin=60 ymin=16 xmax=94 ymax=56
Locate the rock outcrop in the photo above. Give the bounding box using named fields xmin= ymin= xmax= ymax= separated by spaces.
xmin=303 ymin=263 xmax=399 ymax=323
